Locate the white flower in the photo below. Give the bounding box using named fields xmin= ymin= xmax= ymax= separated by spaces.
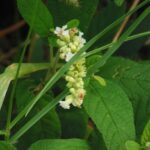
xmin=59 ymin=95 xmax=73 ymax=109
xmin=65 ymin=52 xmax=75 ymax=62
xmin=53 ymin=25 xmax=87 ymax=109
xmin=54 ymin=25 xmax=69 ymax=37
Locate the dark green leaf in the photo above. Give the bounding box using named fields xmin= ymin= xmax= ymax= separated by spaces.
xmin=47 ymin=0 xmax=99 ymax=32
xmin=58 ymin=107 xmax=88 ymax=138
xmin=17 ymin=0 xmax=53 ymax=36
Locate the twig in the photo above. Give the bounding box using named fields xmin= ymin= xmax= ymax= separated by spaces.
xmin=113 ymin=0 xmax=140 ymax=42
xmin=0 ymin=20 xmax=26 ymax=38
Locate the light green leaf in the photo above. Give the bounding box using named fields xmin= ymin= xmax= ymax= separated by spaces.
xmin=114 ymin=0 xmax=124 ymax=6
xmin=141 ymin=120 xmax=150 ymax=146
xmin=0 ymin=63 xmax=49 ymax=110
xmin=84 ymin=78 xmax=135 ymax=150
xmin=67 ymin=19 xmax=80 ymax=28
xmin=99 ymin=57 xmax=150 ymax=139
xmin=28 ymin=139 xmax=91 ymax=150
xmin=17 ymin=0 xmax=53 ymax=36
xmin=125 ymin=141 xmax=141 ymax=150
xmin=0 ymin=141 xmax=16 ymax=150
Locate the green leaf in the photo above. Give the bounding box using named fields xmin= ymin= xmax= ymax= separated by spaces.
xmin=125 ymin=141 xmax=141 ymax=150
xmin=141 ymin=120 xmax=150 ymax=146
xmin=0 ymin=142 xmax=16 ymax=150
xmin=28 ymin=139 xmax=91 ymax=150
xmin=99 ymin=57 xmax=150 ymax=139
xmin=114 ymin=0 xmax=124 ymax=6
xmin=0 ymin=63 xmax=49 ymax=110
xmin=67 ymin=19 xmax=80 ymax=28
xmin=84 ymin=78 xmax=135 ymax=150
xmin=17 ymin=0 xmax=53 ymax=36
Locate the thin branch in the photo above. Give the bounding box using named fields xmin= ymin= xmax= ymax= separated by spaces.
xmin=0 ymin=20 xmax=26 ymax=38
xmin=113 ymin=0 xmax=140 ymax=42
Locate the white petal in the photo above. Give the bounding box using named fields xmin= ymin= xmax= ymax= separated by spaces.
xmin=59 ymin=101 xmax=70 ymax=109
xmin=65 ymin=52 xmax=75 ymax=62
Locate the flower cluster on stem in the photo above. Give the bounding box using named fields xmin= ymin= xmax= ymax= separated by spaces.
xmin=54 ymin=25 xmax=87 ymax=109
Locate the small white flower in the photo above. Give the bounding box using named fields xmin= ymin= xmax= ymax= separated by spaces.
xmin=65 ymin=52 xmax=75 ymax=62
xmin=54 ymin=25 xmax=68 ymax=37
xmin=59 ymin=95 xmax=73 ymax=109
xmin=59 ymin=101 xmax=71 ymax=109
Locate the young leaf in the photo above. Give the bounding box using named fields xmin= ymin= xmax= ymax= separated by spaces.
xmin=67 ymin=19 xmax=80 ymax=28
xmin=28 ymin=139 xmax=91 ymax=150
xmin=141 ymin=120 xmax=150 ymax=147
xmin=17 ymin=0 xmax=53 ymax=36
xmin=84 ymin=78 xmax=135 ymax=150
xmin=0 ymin=63 xmax=49 ymax=110
xmin=0 ymin=142 xmax=16 ymax=150
xmin=114 ymin=0 xmax=124 ymax=6
xmin=125 ymin=141 xmax=141 ymax=150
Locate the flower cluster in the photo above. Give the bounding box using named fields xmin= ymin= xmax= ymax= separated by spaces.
xmin=54 ymin=25 xmax=86 ymax=109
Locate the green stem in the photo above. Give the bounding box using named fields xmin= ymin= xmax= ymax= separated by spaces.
xmin=5 ymin=0 xmax=39 ymax=141
xmin=9 ymin=90 xmax=67 ymax=143
xmin=5 ymin=30 xmax=32 ymax=141
xmin=85 ymin=31 xmax=150 ymax=57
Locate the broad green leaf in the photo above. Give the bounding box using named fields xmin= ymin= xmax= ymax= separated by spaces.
xmin=114 ymin=0 xmax=124 ymax=6
xmin=99 ymin=57 xmax=150 ymax=139
xmin=28 ymin=139 xmax=91 ymax=150
xmin=17 ymin=0 xmax=53 ymax=36
xmin=141 ymin=120 xmax=150 ymax=146
xmin=0 ymin=63 xmax=49 ymax=110
xmin=47 ymin=0 xmax=99 ymax=32
xmin=125 ymin=141 xmax=141 ymax=150
xmin=84 ymin=78 xmax=135 ymax=150
xmin=0 ymin=142 xmax=16 ymax=150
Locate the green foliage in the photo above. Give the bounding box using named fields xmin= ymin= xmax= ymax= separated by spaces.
xmin=0 ymin=142 xmax=16 ymax=150
xmin=84 ymin=78 xmax=135 ymax=150
xmin=47 ymin=0 xmax=99 ymax=32
xmin=0 ymin=0 xmax=150 ymax=149
xmin=99 ymin=57 xmax=150 ymax=139
xmin=141 ymin=120 xmax=150 ymax=147
xmin=125 ymin=141 xmax=141 ymax=150
xmin=114 ymin=0 xmax=124 ymax=6
xmin=28 ymin=139 xmax=91 ymax=150
xmin=0 ymin=63 xmax=49 ymax=110
xmin=67 ymin=19 xmax=80 ymax=28
xmin=58 ymin=107 xmax=88 ymax=138
xmin=17 ymin=0 xmax=53 ymax=36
